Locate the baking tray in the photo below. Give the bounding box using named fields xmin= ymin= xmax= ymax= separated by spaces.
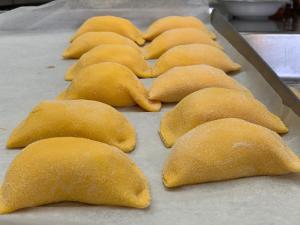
xmin=241 ymin=33 xmax=300 ymax=81
xmin=0 ymin=3 xmax=300 ymax=225
xmin=211 ymin=10 xmax=300 ymax=109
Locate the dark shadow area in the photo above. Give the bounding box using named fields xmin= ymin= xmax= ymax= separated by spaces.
xmin=0 ymin=0 xmax=54 ymax=11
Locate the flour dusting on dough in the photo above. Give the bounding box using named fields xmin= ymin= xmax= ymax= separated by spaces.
xmin=232 ymin=142 xmax=253 ymax=150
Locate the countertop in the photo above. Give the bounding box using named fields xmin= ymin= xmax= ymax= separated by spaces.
xmin=242 ymin=33 xmax=300 ymax=81
xmin=239 ymin=30 xmax=300 ymax=96
xmin=210 ymin=6 xmax=300 ymax=95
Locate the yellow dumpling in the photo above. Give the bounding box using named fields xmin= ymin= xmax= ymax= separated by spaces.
xmin=149 ymin=65 xmax=251 ymax=102
xmin=59 ymin=62 xmax=161 ymax=112
xmin=152 ymin=44 xmax=241 ymax=77
xmin=6 ymin=100 xmax=136 ymax=152
xmin=70 ymin=16 xmax=144 ymax=45
xmin=160 ymin=88 xmax=288 ymax=147
xmin=0 ymin=137 xmax=150 ymax=214
xmin=143 ymin=28 xmax=222 ymax=59
xmin=65 ymin=44 xmax=152 ymax=80
xmin=63 ymin=32 xmax=141 ymax=59
xmin=163 ymin=118 xmax=300 ymax=188
xmin=144 ymin=16 xmax=215 ymax=41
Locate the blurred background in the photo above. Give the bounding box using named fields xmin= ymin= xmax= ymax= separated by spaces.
xmin=1 ymin=0 xmax=299 ymax=33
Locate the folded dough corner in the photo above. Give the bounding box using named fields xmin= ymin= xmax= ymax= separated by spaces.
xmin=59 ymin=62 xmax=161 ymax=112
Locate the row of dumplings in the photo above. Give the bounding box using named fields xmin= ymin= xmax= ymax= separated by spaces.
xmin=1 ymin=15 xmax=300 ymax=214
xmin=60 ymin=14 xmax=300 ymax=198
xmin=58 ymin=16 xmax=240 ymax=112
xmin=63 ymin=40 xmax=239 ymax=79
xmin=2 ymin=98 xmax=299 ymax=214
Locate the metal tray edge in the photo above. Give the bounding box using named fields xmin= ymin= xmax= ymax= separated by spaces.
xmin=210 ymin=9 xmax=300 ymax=116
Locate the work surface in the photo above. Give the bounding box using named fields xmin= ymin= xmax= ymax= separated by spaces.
xmin=243 ymin=33 xmax=300 ymax=81
xmin=0 ymin=1 xmax=300 ymax=225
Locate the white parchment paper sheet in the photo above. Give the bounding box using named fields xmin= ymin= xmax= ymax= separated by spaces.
xmin=0 ymin=1 xmax=299 ymax=224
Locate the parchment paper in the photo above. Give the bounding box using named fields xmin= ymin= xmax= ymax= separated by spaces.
xmin=0 ymin=1 xmax=300 ymax=224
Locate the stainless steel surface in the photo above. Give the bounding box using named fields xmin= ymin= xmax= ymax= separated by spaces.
xmin=211 ymin=9 xmax=300 ymax=113
xmin=241 ymin=33 xmax=300 ymax=81
xmin=231 ymin=19 xmax=286 ymax=32
xmin=210 ymin=5 xmax=300 ymax=81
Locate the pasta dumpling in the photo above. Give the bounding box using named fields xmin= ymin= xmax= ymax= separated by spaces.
xmin=144 ymin=16 xmax=215 ymax=41
xmin=70 ymin=16 xmax=145 ymax=45
xmin=152 ymin=44 xmax=241 ymax=77
xmin=6 ymin=100 xmax=136 ymax=152
xmin=63 ymin=32 xmax=141 ymax=59
xmin=149 ymin=65 xmax=251 ymax=102
xmin=0 ymin=137 xmax=150 ymax=214
xmin=143 ymin=28 xmax=222 ymax=59
xmin=160 ymin=87 xmax=288 ymax=147
xmin=59 ymin=62 xmax=161 ymax=112
xmin=163 ymin=118 xmax=300 ymax=188
xmin=65 ymin=44 xmax=152 ymax=80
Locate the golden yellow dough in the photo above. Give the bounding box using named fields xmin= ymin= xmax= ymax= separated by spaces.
xmin=143 ymin=28 xmax=222 ymax=59
xmin=163 ymin=118 xmax=300 ymax=188
xmin=152 ymin=44 xmax=241 ymax=77
xmin=65 ymin=44 xmax=152 ymax=80
xmin=160 ymin=88 xmax=288 ymax=147
xmin=70 ymin=16 xmax=144 ymax=45
xmin=6 ymin=100 xmax=136 ymax=152
xmin=149 ymin=65 xmax=251 ymax=102
xmin=59 ymin=62 xmax=161 ymax=112
xmin=63 ymin=32 xmax=141 ymax=59
xmin=144 ymin=16 xmax=215 ymax=41
xmin=0 ymin=137 xmax=150 ymax=214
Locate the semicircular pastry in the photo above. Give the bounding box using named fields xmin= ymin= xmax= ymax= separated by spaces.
xmin=0 ymin=137 xmax=150 ymax=214
xmin=152 ymin=44 xmax=241 ymax=77
xmin=6 ymin=100 xmax=136 ymax=152
xmin=143 ymin=28 xmax=222 ymax=59
xmin=63 ymin=32 xmax=141 ymax=59
xmin=160 ymin=87 xmax=288 ymax=147
xmin=163 ymin=118 xmax=300 ymax=188
xmin=144 ymin=16 xmax=215 ymax=41
xmin=65 ymin=44 xmax=152 ymax=80
xmin=70 ymin=16 xmax=144 ymax=45
xmin=149 ymin=65 xmax=251 ymax=102
xmin=59 ymin=62 xmax=161 ymax=112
